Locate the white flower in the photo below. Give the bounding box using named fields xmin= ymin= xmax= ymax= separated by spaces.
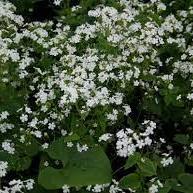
xmin=77 ymin=143 xmax=88 ymax=152
xmin=157 ymin=3 xmax=166 ymax=11
xmin=160 ymin=156 xmax=174 ymax=167
xmin=49 ymin=47 xmax=62 ymax=56
xmin=149 ymin=184 xmax=159 ymax=193
xmin=53 ymin=0 xmax=62 ymax=6
xmin=0 ymin=111 xmax=9 ymax=120
xmin=48 ymin=122 xmax=56 ymax=130
xmin=42 ymin=143 xmax=49 ymax=149
xmin=187 ymin=93 xmax=193 ymax=100
xmin=31 ymin=130 xmax=42 ymax=138
xmin=0 ymin=123 xmax=14 ymax=133
xmin=28 ymin=118 xmax=38 ymax=128
xmin=0 ymin=161 xmax=8 ymax=177
xmin=107 ymin=109 xmax=118 ymax=122
xmin=92 ymin=184 xmax=104 ymax=192
xmin=98 ymin=133 xmax=112 ymax=142
xmin=20 ymin=114 xmax=28 ymax=122
xmin=71 ymin=5 xmax=82 ymax=12
xmin=2 ymin=141 xmax=15 ymax=154
xmin=109 ymin=180 xmax=122 ymax=193
xmin=8 ymin=49 xmax=20 ymax=62
xmin=44 ymin=161 xmax=49 ymax=167
xmin=62 ymin=185 xmax=70 ymax=193
xmin=123 ymin=105 xmax=131 ymax=116
xmin=67 ymin=142 xmax=73 ymax=147
xmin=160 ymin=138 xmax=166 ymax=143
xmin=25 ymin=179 xmax=35 ymax=190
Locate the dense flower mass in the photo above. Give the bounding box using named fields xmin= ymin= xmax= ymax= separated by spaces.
xmin=1 ymin=0 xmax=193 ymax=192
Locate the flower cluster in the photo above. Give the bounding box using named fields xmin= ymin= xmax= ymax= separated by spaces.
xmin=0 ymin=161 xmax=8 ymax=177
xmin=0 ymin=179 xmax=34 ymax=193
xmin=116 ymin=120 xmax=156 ymax=157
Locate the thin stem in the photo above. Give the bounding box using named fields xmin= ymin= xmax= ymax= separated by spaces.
xmin=112 ymin=166 xmax=125 ymax=176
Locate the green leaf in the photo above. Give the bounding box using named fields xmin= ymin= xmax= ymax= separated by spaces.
xmin=17 ymin=137 xmax=39 ymax=157
xmin=39 ymin=147 xmax=112 ymax=189
xmin=176 ymin=172 xmax=193 ymax=192
xmin=185 ymin=155 xmax=193 ymax=166
xmin=124 ymin=152 xmax=141 ymax=169
xmin=119 ymin=173 xmax=140 ymax=190
xmin=178 ymin=173 xmax=193 ymax=187
xmin=13 ymin=156 xmax=32 ymax=171
xmin=143 ymin=97 xmax=162 ymax=115
xmin=173 ymin=134 xmax=189 ymax=145
xmin=165 ymin=178 xmax=178 ymax=187
xmin=46 ymin=137 xmax=70 ymax=165
xmin=157 ymin=179 xmax=177 ymax=193
xmin=138 ymin=158 xmax=157 ymax=176
xmin=38 ymin=167 xmax=65 ymax=189
xmin=0 ymin=84 xmax=24 ymax=112
xmin=157 ymin=186 xmax=171 ymax=193
xmin=173 ymin=186 xmax=193 ymax=193
xmin=162 ymin=160 xmax=184 ymax=178
xmin=30 ymin=183 xmax=60 ymax=193
xmin=0 ymin=151 xmax=31 ymax=171
xmin=63 ymin=134 xmax=80 ymax=143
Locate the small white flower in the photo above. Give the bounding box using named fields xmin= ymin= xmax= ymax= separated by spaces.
xmin=2 ymin=141 xmax=15 ymax=154
xmin=187 ymin=93 xmax=193 ymax=100
xmin=0 ymin=111 xmax=9 ymax=120
xmin=44 ymin=161 xmax=49 ymax=167
xmin=149 ymin=184 xmax=159 ymax=193
xmin=98 ymin=133 xmax=112 ymax=142
xmin=123 ymin=105 xmax=131 ymax=115
xmin=25 ymin=179 xmax=35 ymax=190
xmin=53 ymin=0 xmax=62 ymax=6
xmin=77 ymin=143 xmax=88 ymax=152
xmin=67 ymin=142 xmax=73 ymax=147
xmin=62 ymin=185 xmax=70 ymax=193
xmin=160 ymin=156 xmax=174 ymax=167
xmin=0 ymin=161 xmax=8 ymax=177
xmin=20 ymin=114 xmax=28 ymax=122
xmin=42 ymin=143 xmax=49 ymax=149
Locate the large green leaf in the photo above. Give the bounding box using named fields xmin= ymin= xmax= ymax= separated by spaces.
xmin=173 ymin=134 xmax=189 ymax=145
xmin=39 ymin=147 xmax=112 ymax=189
xmin=178 ymin=173 xmax=193 ymax=187
xmin=137 ymin=158 xmax=157 ymax=177
xmin=161 ymin=160 xmax=184 ymax=178
xmin=124 ymin=152 xmax=141 ymax=169
xmin=119 ymin=173 xmax=140 ymax=190
xmin=173 ymin=186 xmax=193 ymax=193
xmin=166 ymin=174 xmax=193 ymax=193
xmin=46 ymin=135 xmax=80 ymax=166
xmin=0 ymin=84 xmax=24 ymax=112
xmin=17 ymin=137 xmax=40 ymax=157
xmin=157 ymin=186 xmax=171 ymax=193
xmin=38 ymin=167 xmax=66 ymax=189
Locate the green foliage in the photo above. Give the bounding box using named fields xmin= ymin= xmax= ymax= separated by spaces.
xmin=119 ymin=173 xmax=141 ymax=190
xmin=0 ymin=84 xmax=24 ymax=112
xmin=39 ymin=142 xmax=112 ymax=189
xmin=161 ymin=160 xmax=185 ymax=178
xmin=137 ymin=158 xmax=157 ymax=177
xmin=124 ymin=152 xmax=141 ymax=169
xmin=173 ymin=134 xmax=190 ymax=145
xmin=1 ymin=0 xmax=193 ymax=192
xmin=0 ymin=151 xmax=31 ymax=171
xmin=173 ymin=177 xmax=193 ymax=193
